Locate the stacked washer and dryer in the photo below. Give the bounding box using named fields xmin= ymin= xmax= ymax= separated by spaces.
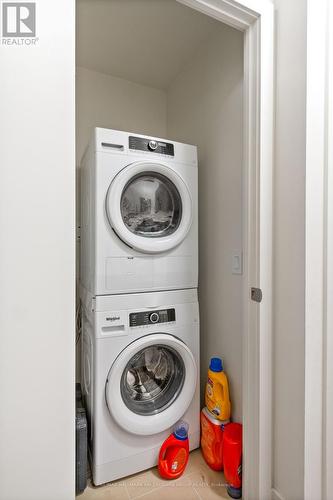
xmin=80 ymin=127 xmax=200 ymax=485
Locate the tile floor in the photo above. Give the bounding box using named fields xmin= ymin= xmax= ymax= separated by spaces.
xmin=77 ymin=449 xmax=231 ymax=500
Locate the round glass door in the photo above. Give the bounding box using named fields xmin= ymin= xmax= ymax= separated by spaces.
xmin=121 ymin=172 xmax=182 ymax=238
xmin=105 ymin=333 xmax=197 ymax=435
xmin=120 ymin=344 xmax=185 ymax=415
xmin=106 ymin=162 xmax=193 ymax=254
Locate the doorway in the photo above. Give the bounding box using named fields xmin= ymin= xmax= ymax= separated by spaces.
xmin=76 ymin=1 xmax=274 ymax=498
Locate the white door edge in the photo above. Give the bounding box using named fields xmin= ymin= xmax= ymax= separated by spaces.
xmin=305 ymin=1 xmax=333 ymax=499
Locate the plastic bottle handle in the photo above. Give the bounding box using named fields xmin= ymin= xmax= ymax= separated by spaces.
xmin=158 ymin=445 xmax=169 ymax=476
xmin=159 ymin=444 xmax=167 ymax=463
xmin=216 ymin=382 xmax=225 ymax=402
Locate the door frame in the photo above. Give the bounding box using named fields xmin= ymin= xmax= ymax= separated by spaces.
xmin=178 ymin=1 xmax=274 ymax=499
xmin=304 ymin=0 xmax=333 ymax=499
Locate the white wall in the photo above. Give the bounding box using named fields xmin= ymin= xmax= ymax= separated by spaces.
xmin=75 ymin=66 xmax=168 ymax=379
xmin=76 ymin=66 xmax=167 ymax=161
xmin=324 ymin=4 xmax=333 ymax=494
xmin=272 ymin=0 xmax=306 ymax=499
xmin=0 ymin=1 xmax=75 ymax=499
xmin=167 ymin=26 xmax=244 ymax=422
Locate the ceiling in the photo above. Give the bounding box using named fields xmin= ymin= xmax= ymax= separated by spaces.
xmin=76 ymin=0 xmax=222 ymax=90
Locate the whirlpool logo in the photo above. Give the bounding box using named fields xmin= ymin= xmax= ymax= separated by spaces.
xmin=2 ymin=2 xmax=39 ymax=44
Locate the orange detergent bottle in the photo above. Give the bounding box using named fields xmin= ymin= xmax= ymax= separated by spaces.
xmin=201 ymin=407 xmax=229 ymax=471
xmin=205 ymin=357 xmax=231 ymax=421
xmin=158 ymin=421 xmax=190 ymax=479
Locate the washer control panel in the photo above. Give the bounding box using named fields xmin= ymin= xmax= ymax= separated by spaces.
xmin=129 ymin=136 xmax=174 ymax=156
xmin=129 ymin=308 xmax=176 ymax=327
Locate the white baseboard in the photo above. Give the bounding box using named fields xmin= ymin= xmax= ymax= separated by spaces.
xmin=271 ymin=488 xmax=285 ymax=500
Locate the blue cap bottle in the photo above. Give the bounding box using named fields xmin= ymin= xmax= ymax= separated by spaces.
xmin=209 ymin=357 xmax=223 ymax=372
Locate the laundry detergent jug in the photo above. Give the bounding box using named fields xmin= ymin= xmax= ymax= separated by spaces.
xmin=158 ymin=421 xmax=189 ymax=479
xmin=200 ymin=407 xmax=229 ymax=471
xmin=205 ymin=357 xmax=231 ymax=421
xmin=223 ymin=423 xmax=242 ymax=499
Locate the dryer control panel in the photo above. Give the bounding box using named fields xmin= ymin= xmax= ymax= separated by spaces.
xmin=129 ymin=308 xmax=176 ymax=327
xmin=129 ymin=136 xmax=175 ymax=156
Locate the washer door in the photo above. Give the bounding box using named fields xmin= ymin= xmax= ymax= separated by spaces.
xmin=106 ymin=162 xmax=192 ymax=253
xmin=105 ymin=334 xmax=197 ymax=435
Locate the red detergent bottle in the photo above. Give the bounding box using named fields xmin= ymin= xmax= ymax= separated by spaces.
xmin=200 ymin=407 xmax=229 ymax=471
xmin=223 ymin=423 xmax=243 ymax=499
xmin=158 ymin=421 xmax=190 ymax=479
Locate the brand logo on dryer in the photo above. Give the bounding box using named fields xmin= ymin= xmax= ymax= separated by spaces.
xmin=106 ymin=316 xmax=120 ymax=321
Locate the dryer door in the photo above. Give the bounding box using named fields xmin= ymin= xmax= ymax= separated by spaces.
xmin=106 ymin=162 xmax=192 ymax=253
xmin=105 ymin=333 xmax=197 ymax=435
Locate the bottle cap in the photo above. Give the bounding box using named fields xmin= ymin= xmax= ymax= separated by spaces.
xmin=227 ymin=486 xmax=242 ymax=499
xmin=173 ymin=420 xmax=189 ymax=441
xmin=209 ymin=357 xmax=223 ymax=372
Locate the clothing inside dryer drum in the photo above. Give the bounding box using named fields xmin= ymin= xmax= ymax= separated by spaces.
xmin=121 ymin=345 xmax=185 ymax=415
xmin=120 ymin=172 xmax=182 ymax=237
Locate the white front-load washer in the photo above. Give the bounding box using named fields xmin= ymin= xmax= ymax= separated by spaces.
xmin=81 ymin=288 xmax=200 ymax=485
xmin=80 ymin=127 xmax=198 ymax=296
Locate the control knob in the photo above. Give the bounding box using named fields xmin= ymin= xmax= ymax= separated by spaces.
xmin=148 ymin=140 xmax=158 ymax=151
xmin=149 ymin=312 xmax=160 ymax=324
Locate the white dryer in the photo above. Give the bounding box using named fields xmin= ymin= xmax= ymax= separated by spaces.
xmin=80 ymin=128 xmax=198 ymax=296
xmin=81 ymin=288 xmax=200 ymax=485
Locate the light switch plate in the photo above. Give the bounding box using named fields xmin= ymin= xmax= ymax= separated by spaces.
xmin=232 ymin=250 xmax=243 ymax=275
